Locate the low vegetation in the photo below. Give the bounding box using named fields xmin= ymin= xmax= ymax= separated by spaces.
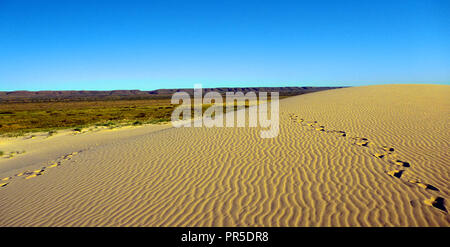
xmin=0 ymin=99 xmax=176 ymax=136
xmin=0 ymin=95 xmax=286 ymax=136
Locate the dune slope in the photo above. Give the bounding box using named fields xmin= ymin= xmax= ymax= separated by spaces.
xmin=0 ymin=84 xmax=449 ymax=226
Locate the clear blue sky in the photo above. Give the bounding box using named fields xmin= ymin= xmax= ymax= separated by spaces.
xmin=0 ymin=0 xmax=449 ymax=91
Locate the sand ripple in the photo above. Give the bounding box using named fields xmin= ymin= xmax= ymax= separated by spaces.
xmin=0 ymin=84 xmax=449 ymax=226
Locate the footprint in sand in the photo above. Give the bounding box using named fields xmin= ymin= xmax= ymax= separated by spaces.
xmin=33 ymin=168 xmax=45 ymax=174
xmin=2 ymin=150 xmax=26 ymax=159
xmin=16 ymin=171 xmax=34 ymax=177
xmin=25 ymin=174 xmax=38 ymax=179
xmin=372 ymin=145 xmax=396 ymax=158
xmin=390 ymin=159 xmax=411 ymax=167
xmin=16 ymin=168 xmax=45 ymax=180
xmin=47 ymin=162 xmax=60 ymax=168
xmin=424 ymin=196 xmax=447 ymax=213
xmin=324 ymin=130 xmax=346 ymax=137
xmin=409 ymin=180 xmax=440 ymax=191
xmin=386 ymin=169 xmax=404 ymax=179
xmin=373 ymin=153 xmax=386 ymax=159
xmin=373 ymin=149 xmax=396 ymax=160
xmin=382 ymin=146 xmax=395 ymax=152
xmin=315 ymin=126 xmax=325 ymax=131
xmin=62 ymin=152 xmax=79 ymax=160
xmin=351 ymin=137 xmax=370 ymax=147
xmin=25 ymin=170 xmax=44 ymax=180
xmin=306 ymin=121 xmax=318 ymax=127
xmin=336 ymin=131 xmax=346 ymax=137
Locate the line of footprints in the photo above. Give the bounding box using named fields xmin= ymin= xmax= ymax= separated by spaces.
xmin=288 ymin=113 xmax=447 ymax=213
xmin=0 ymin=151 xmax=82 ymax=188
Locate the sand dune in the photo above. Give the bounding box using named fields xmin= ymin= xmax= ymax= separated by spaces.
xmin=0 ymin=84 xmax=449 ymax=226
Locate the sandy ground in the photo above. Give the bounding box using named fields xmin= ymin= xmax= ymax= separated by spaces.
xmin=0 ymin=84 xmax=448 ymax=226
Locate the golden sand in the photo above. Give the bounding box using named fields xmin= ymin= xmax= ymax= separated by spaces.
xmin=0 ymin=84 xmax=448 ymax=226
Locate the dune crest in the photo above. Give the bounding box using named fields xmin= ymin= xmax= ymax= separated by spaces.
xmin=0 ymin=84 xmax=449 ymax=226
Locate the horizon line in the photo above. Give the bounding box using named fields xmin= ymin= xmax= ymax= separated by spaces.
xmin=1 ymin=82 xmax=449 ymax=92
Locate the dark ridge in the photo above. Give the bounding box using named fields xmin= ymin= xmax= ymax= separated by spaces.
xmin=0 ymin=87 xmax=344 ymax=103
